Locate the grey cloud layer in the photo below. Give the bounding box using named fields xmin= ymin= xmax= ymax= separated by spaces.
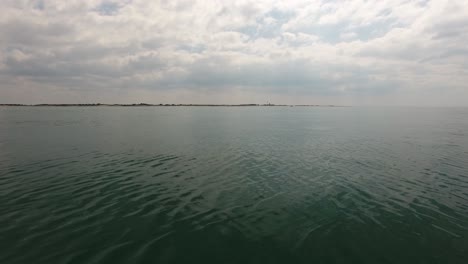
xmin=1 ymin=0 xmax=467 ymax=105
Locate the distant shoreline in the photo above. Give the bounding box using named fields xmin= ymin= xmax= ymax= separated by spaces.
xmin=0 ymin=103 xmax=347 ymax=107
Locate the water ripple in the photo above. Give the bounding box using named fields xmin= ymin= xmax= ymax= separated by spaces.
xmin=1 ymin=108 xmax=468 ymax=263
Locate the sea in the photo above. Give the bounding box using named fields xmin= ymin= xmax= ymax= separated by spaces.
xmin=0 ymin=106 xmax=467 ymax=263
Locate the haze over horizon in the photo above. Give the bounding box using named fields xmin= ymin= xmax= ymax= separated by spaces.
xmin=1 ymin=0 xmax=468 ymax=106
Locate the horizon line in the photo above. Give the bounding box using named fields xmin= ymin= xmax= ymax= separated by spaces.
xmin=0 ymin=103 xmax=348 ymax=107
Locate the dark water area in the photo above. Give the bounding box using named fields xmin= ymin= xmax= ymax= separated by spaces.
xmin=0 ymin=106 xmax=467 ymax=264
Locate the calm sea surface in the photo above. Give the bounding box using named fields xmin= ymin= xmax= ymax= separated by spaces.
xmin=0 ymin=106 xmax=467 ymax=264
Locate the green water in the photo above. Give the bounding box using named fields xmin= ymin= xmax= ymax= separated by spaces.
xmin=0 ymin=107 xmax=467 ymax=263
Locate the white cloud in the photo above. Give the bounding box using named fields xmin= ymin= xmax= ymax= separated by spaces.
xmin=0 ymin=0 xmax=467 ymax=105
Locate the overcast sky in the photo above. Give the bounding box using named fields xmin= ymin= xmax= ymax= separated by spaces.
xmin=1 ymin=0 xmax=467 ymax=105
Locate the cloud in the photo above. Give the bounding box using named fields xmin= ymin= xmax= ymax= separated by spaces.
xmin=0 ymin=0 xmax=467 ymax=105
